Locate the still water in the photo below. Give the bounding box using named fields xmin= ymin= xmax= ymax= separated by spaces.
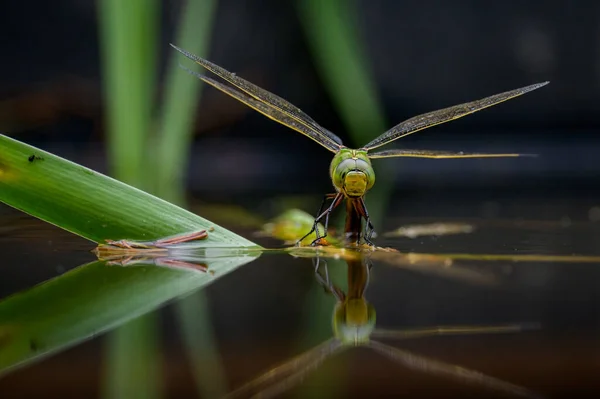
xmin=1 ymin=193 xmax=599 ymax=399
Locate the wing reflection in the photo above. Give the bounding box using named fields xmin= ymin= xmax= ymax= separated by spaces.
xmin=224 ymin=256 xmax=543 ymax=399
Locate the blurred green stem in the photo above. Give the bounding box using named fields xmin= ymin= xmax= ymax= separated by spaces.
xmin=296 ymin=260 xmax=346 ymax=398
xmin=153 ymin=1 xmax=227 ymax=398
xmin=298 ymin=0 xmax=394 ymax=227
xmin=296 ymin=1 xmax=392 ymax=397
xmin=298 ymin=0 xmax=386 ymax=140
xmin=102 ymin=315 xmax=162 ymax=399
xmin=175 ymin=293 xmax=228 ymax=399
xmin=98 ymin=0 xmax=158 ymax=188
xmin=154 ymin=0 xmax=218 ymax=203
xmin=98 ymin=0 xmax=161 ymax=398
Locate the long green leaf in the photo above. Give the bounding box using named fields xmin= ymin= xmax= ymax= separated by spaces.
xmin=0 ymin=251 xmax=259 ymax=376
xmin=0 ymin=134 xmax=258 ymax=248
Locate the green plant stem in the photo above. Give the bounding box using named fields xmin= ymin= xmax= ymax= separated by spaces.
xmin=298 ymin=0 xmax=394 ymax=228
xmin=295 ymin=1 xmax=393 ymax=397
xmin=153 ymin=2 xmax=226 ymax=398
xmin=98 ymin=0 xmax=159 ymax=188
xmin=175 ymin=293 xmax=228 ymax=399
xmin=295 ymin=260 xmax=346 ymax=399
xmin=102 ymin=314 xmax=162 ymax=399
xmin=155 ymin=0 xmax=218 ymax=202
xmin=98 ymin=1 xmax=162 ymax=398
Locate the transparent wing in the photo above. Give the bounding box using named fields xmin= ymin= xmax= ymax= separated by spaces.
xmin=178 ymin=66 xmax=341 ymax=152
xmin=368 ymin=149 xmax=537 ymax=159
xmin=171 ymin=44 xmax=343 ymax=153
xmin=368 ymin=340 xmax=542 ymax=399
xmin=363 ymin=82 xmax=549 ymax=151
xmin=371 ymin=323 xmax=540 ymax=340
xmin=224 ymin=338 xmax=345 ymax=399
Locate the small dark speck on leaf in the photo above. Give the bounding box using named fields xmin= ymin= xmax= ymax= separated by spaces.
xmin=29 ymin=339 xmax=39 ymax=351
xmin=28 ymin=154 xmax=44 ymax=163
xmin=82 ymin=169 xmax=94 ymax=175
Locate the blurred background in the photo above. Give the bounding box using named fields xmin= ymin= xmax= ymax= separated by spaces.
xmin=1 ymin=0 xmax=600 ymax=398
xmin=2 ymin=0 xmax=598 ymax=198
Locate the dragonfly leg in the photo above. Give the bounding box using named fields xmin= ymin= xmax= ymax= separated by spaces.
xmin=317 ymin=193 xmax=338 ymax=218
xmin=296 ymin=194 xmax=333 ymax=245
xmin=313 ymin=257 xmax=346 ymax=301
xmin=310 ymin=193 xmax=344 ymax=246
xmin=296 ymin=193 xmax=341 ymax=246
xmin=356 ymin=198 xmax=376 ymax=245
xmin=312 ymin=194 xmax=337 ymax=240
xmin=312 ymin=256 xmax=323 ymax=273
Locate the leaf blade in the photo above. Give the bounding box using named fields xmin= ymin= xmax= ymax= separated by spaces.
xmin=0 ymin=134 xmax=258 ymax=247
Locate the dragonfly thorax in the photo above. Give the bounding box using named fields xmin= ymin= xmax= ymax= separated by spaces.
xmin=330 ymin=149 xmax=375 ymax=198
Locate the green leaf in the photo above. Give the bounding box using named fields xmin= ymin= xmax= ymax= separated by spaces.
xmin=0 ymin=134 xmax=259 ymax=248
xmin=0 ymin=251 xmax=259 ymax=376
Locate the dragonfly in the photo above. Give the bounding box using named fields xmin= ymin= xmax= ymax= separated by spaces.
xmin=223 ymin=256 xmax=542 ymax=399
xmin=171 ymin=44 xmax=548 ymax=247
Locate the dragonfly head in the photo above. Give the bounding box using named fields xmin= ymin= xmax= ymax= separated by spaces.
xmin=330 ymin=149 xmax=375 ymax=198
xmin=333 ymin=299 xmax=376 ymax=345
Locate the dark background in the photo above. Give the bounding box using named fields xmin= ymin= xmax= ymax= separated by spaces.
xmin=2 ymin=1 xmax=600 ymax=398
xmin=1 ymin=0 xmax=597 ymax=198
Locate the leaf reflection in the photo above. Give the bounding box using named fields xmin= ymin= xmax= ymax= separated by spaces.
xmin=0 ymin=250 xmax=258 ymax=377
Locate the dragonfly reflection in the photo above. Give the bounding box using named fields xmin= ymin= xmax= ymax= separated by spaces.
xmin=224 ymin=256 xmax=542 ymax=399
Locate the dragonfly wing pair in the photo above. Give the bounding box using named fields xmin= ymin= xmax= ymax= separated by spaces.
xmin=222 ymin=331 xmax=541 ymax=399
xmin=172 ymin=43 xmax=547 ymax=159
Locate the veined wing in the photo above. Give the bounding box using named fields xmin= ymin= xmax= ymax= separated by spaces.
xmin=179 ymin=66 xmax=340 ymax=151
xmin=171 ymin=44 xmax=343 ymax=153
xmin=368 ymin=340 xmax=542 ymax=399
xmin=223 ymin=338 xmax=345 ymax=399
xmin=371 ymin=323 xmax=539 ymax=340
xmin=368 ymin=149 xmax=537 ymax=159
xmin=363 ymin=82 xmax=549 ymax=151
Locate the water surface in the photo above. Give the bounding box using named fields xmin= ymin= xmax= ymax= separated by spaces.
xmin=1 ymin=194 xmax=599 ymax=398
